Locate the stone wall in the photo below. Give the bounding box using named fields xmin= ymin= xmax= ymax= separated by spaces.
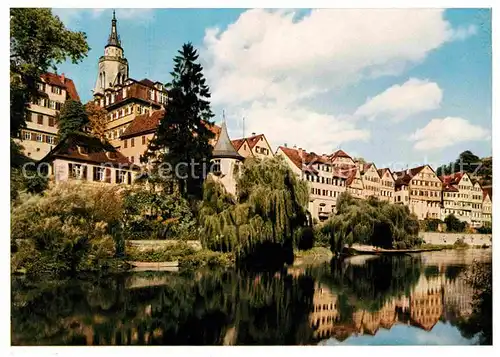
xmin=126 ymin=240 xmax=202 ymax=252
xmin=420 ymin=232 xmax=492 ymax=246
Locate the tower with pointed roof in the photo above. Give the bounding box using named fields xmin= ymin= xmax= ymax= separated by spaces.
xmin=210 ymin=121 xmax=244 ymax=195
xmin=93 ymin=10 xmax=129 ymax=95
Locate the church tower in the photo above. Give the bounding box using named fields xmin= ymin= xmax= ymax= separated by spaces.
xmin=93 ymin=10 xmax=129 ymax=96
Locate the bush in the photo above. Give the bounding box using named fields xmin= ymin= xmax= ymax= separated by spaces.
xmin=453 ymin=237 xmax=470 ymax=249
xmin=179 ymin=250 xmax=235 ymax=269
xmin=393 ymin=241 xmax=407 ymax=250
xmin=126 ymin=242 xmax=196 ymax=262
xmin=122 ymin=187 xmax=196 ymax=240
xmin=296 ymin=227 xmax=314 ymax=250
xmin=11 ymin=182 xmax=124 ymax=277
xmin=445 ymin=214 xmax=467 ymax=233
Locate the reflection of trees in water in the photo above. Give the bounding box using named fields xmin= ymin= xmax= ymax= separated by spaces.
xmin=455 ymin=262 xmax=492 ymax=345
xmin=325 ymin=256 xmax=422 ymax=312
xmin=11 ymin=270 xmax=316 ymax=345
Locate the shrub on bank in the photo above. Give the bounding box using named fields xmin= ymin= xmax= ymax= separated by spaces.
xmin=453 ymin=237 xmax=470 ymax=249
xmin=179 ymin=250 xmax=235 ymax=269
xmin=11 ymin=183 xmax=125 ymax=276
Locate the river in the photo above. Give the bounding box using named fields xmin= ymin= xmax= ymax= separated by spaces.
xmin=11 ymin=248 xmax=492 ymax=345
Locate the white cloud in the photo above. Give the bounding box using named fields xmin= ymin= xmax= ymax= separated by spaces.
xmin=409 ymin=117 xmax=490 ymax=151
xmin=355 ymin=78 xmax=443 ymax=122
xmin=228 ymin=103 xmax=370 ymax=155
xmin=202 ymin=9 xmax=476 ymax=153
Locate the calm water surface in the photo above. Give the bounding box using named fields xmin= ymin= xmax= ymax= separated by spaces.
xmin=11 ymin=249 xmax=492 ymax=345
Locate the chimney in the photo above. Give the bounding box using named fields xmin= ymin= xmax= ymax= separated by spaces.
xmin=60 ymin=73 xmax=65 ymax=83
xmin=251 ymin=132 xmax=256 ymax=136
xmin=284 ymin=143 xmax=287 ymax=148
xmin=297 ymin=147 xmax=304 ymax=159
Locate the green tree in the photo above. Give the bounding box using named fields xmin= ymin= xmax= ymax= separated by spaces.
xmin=10 ymin=8 xmax=89 ymax=138
xmin=144 ymin=43 xmax=215 ymax=199
xmin=199 ymin=156 xmax=309 ymax=266
xmin=444 ymin=214 xmax=466 ymax=232
xmin=56 ymin=100 xmax=89 ymax=141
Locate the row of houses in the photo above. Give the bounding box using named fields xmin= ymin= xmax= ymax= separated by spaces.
xmin=14 ymin=11 xmax=492 ymax=229
xmin=275 ymin=145 xmax=492 ymax=227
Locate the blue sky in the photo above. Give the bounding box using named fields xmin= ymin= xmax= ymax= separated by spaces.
xmin=53 ymin=8 xmax=491 ymax=168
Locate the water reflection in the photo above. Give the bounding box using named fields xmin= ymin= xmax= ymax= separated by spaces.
xmin=11 ymin=249 xmax=491 ymax=345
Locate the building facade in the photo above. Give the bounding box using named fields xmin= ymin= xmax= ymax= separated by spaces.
xmin=482 ymin=189 xmax=492 ymax=227
xmin=394 ymin=165 xmax=442 ymax=220
xmin=16 ymin=73 xmax=79 ymax=161
xmin=90 ymin=12 xmax=168 ymax=148
xmin=277 ymin=146 xmax=348 ymax=222
xmin=360 ymin=163 xmax=381 ymax=199
xmin=378 ymin=168 xmax=395 ymax=203
xmin=231 ymin=133 xmax=274 ymax=159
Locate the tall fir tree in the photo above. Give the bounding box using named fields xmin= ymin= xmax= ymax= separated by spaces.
xmin=144 ymin=43 xmax=215 ymax=199
xmin=56 ymin=100 xmax=89 ymax=141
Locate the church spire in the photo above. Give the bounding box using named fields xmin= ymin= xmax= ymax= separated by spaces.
xmin=213 ymin=121 xmax=243 ymax=160
xmin=107 ymin=10 xmax=121 ymax=48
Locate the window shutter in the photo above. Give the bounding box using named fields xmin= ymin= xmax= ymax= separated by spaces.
xmin=127 ymin=172 xmax=131 ymax=185
xmin=83 ymin=166 xmax=88 ymax=180
xmin=106 ymin=168 xmax=112 ymax=183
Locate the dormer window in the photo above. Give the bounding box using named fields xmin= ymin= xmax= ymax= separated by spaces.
xmin=123 ymin=87 xmax=127 ymax=98
xmin=77 ymin=146 xmax=88 ymax=155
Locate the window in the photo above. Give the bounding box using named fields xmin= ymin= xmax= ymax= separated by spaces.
xmin=142 ymin=136 xmax=146 ymax=145
xmin=131 ymin=138 xmax=135 ymax=147
xmin=23 ymin=131 xmax=31 ymax=140
xmin=149 ymin=90 xmax=155 ymax=100
xmin=47 ymin=136 xmax=54 ymax=145
xmin=93 ymin=167 xmax=105 ymax=181
xmin=124 ymin=139 xmax=128 ymax=148
xmin=37 ymin=114 xmax=43 ymax=125
xmin=116 ymin=170 xmax=127 ymax=184
xmin=100 ymin=99 xmax=105 ymax=107
xmin=212 ymin=159 xmax=221 ymax=173
xmin=111 ymin=94 xmax=115 ymax=104
xmin=127 ymin=106 xmax=132 ymax=115
xmin=36 ymin=134 xmax=43 ymax=142
xmin=51 ymin=86 xmax=62 ymax=95
xmin=131 ymin=156 xmax=135 ymax=163
xmin=48 ymin=117 xmax=55 ymax=127
xmin=37 ymin=82 xmax=46 ymax=92
xmin=69 ymin=164 xmax=86 ymax=179
xmin=123 ymin=88 xmax=127 ymax=98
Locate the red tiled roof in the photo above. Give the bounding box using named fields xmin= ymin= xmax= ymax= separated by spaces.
xmin=483 ymin=187 xmax=492 ymax=200
xmin=393 ymin=165 xmax=428 ymax=187
xmin=443 ymin=184 xmax=459 ymax=192
xmin=121 ymin=110 xmax=165 ymax=138
xmin=42 ymin=132 xmax=134 ymax=168
xmin=331 ymin=149 xmax=352 ymax=159
xmin=246 ymin=134 xmax=265 ymax=149
xmin=279 ymin=146 xmax=341 ymax=176
xmin=63 ymin=77 xmax=80 ymax=101
xmin=440 ymin=172 xmax=465 ymax=186
xmin=231 ymin=138 xmax=246 ymax=151
xmin=139 ymin=78 xmax=157 ymax=88
xmin=40 ymin=73 xmax=80 ymax=101
xmin=377 ymin=168 xmax=392 ymax=178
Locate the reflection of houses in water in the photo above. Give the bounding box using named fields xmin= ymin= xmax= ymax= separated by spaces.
xmin=409 ymin=275 xmax=444 ymax=331
xmin=309 ymin=271 xmax=474 ymax=343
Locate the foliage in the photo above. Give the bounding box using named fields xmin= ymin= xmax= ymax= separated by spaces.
xmin=321 ymin=192 xmax=421 ymax=253
xmin=85 ymin=102 xmax=108 ymax=140
xmin=10 ymin=8 xmax=89 ymax=137
xmin=198 ymin=156 xmax=309 ymax=266
xmin=296 ymin=227 xmax=315 ymax=251
xmin=456 ymin=261 xmax=492 ymax=345
xmin=125 ymin=242 xmax=197 ymax=262
xmin=122 ymin=186 xmax=197 ymax=240
xmin=179 ymin=250 xmax=235 ymax=269
xmin=422 ymin=218 xmax=442 ymax=232
xmin=444 ymin=214 xmax=467 ymax=233
xmin=476 ymin=226 xmax=492 ymax=234
xmin=435 ymin=150 xmax=491 ymax=187
xmin=56 ymin=100 xmax=89 ymax=141
xmin=453 ymin=238 xmax=470 ymax=249
xmin=144 ymin=43 xmax=215 ymax=199
xmin=11 ymin=183 xmax=125 ymax=277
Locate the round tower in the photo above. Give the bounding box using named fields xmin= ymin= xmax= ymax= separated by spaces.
xmin=211 ymin=121 xmax=244 ymax=196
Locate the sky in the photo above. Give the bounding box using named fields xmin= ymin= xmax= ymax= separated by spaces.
xmin=52 ymin=8 xmax=492 ymax=169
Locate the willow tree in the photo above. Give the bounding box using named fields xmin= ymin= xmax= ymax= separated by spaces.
xmin=321 ymin=192 xmax=421 ymax=254
xmin=198 ymin=156 xmax=309 ymax=263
